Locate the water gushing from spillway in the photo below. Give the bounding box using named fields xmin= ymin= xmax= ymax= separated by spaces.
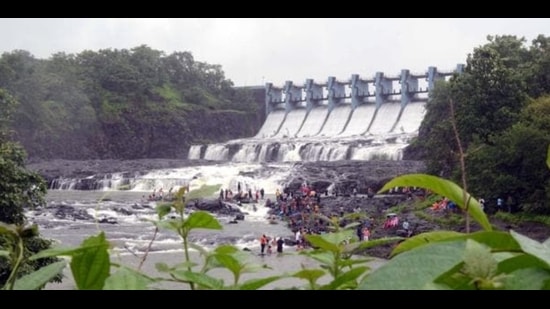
xmin=190 ymin=100 xmax=425 ymax=163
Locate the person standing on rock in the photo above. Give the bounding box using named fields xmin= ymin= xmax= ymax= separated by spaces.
xmin=295 ymin=229 xmax=302 ymax=250
xmin=363 ymin=227 xmax=371 ymax=241
xmin=357 ymin=224 xmax=364 ymax=241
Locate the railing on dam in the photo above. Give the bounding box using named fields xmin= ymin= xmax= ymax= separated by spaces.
xmin=264 ymin=64 xmax=465 ymax=116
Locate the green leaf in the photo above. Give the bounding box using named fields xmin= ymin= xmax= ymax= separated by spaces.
xmin=433 ymin=262 xmax=474 ymax=290
xmin=498 ymin=253 xmax=550 ymax=273
xmin=155 ymin=203 xmax=172 ymax=219
xmin=0 ymin=250 xmax=9 ymax=258
xmin=322 ymin=230 xmax=355 ymax=246
xmin=169 ymin=270 xmax=224 ymax=289
xmin=189 ymin=242 xmax=209 ymax=257
xmin=30 ymin=246 xmax=83 ymax=260
xmin=214 ymin=254 xmax=243 ymax=277
xmin=492 ymin=252 xmax=518 ymax=263
xmin=321 ymin=266 xmax=369 ymax=290
xmin=346 ymin=237 xmax=403 ymax=254
xmin=239 ymin=276 xmax=284 ymax=290
xmin=359 ymin=240 xmax=466 ymax=290
xmin=214 ymin=245 xmax=239 ymax=255
xmin=460 ymin=231 xmax=521 ymax=252
xmin=0 ymin=222 xmax=18 ymax=238
xmin=505 ymin=268 xmax=550 ymax=290
xmin=510 ymin=230 xmax=550 ymax=268
xmin=153 ymin=219 xmax=180 ymax=231
xmin=292 ymin=269 xmax=326 ymax=283
xmin=378 ymin=174 xmax=492 ymax=231
xmin=155 ymin=262 xmax=171 ymax=273
xmin=103 ymin=267 xmax=155 ymax=290
xmin=462 ymin=239 xmax=497 ymax=279
xmin=546 ymin=144 xmax=550 ymax=170
xmin=185 ymin=184 xmax=222 ymax=202
xmin=392 ymin=231 xmax=520 ymax=259
xmin=70 ymin=232 xmax=111 ymax=290
xmin=305 ymin=234 xmax=339 ymax=252
xmin=391 ymin=231 xmax=464 ymax=257
xmin=305 ymin=251 xmax=335 ymax=267
xmin=13 ymin=261 xmax=67 ymax=290
xmin=184 ymin=211 xmax=222 ymax=231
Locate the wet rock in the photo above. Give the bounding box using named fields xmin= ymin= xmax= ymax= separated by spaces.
xmin=98 ymin=217 xmax=118 ymax=224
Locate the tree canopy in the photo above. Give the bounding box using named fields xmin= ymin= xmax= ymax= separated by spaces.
xmin=407 ymin=35 xmax=550 ymax=215
xmin=0 ymin=45 xmax=261 ymax=160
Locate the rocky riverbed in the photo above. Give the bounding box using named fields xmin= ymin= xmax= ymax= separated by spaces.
xmin=26 ymin=159 xmax=550 ymax=259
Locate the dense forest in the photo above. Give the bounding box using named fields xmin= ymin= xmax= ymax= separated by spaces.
xmin=0 ymin=45 xmax=263 ymax=160
xmin=404 ymin=34 xmax=550 ymax=215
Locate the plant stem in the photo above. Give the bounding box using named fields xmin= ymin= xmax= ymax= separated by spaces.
xmin=449 ymin=99 xmax=470 ymax=233
xmin=178 ymin=207 xmax=195 ymax=290
xmin=138 ymin=226 xmax=159 ymax=271
xmin=4 ymin=237 xmax=24 ymax=290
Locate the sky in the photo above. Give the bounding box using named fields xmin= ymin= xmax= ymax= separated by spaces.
xmin=1 ymin=18 xmax=550 ymax=87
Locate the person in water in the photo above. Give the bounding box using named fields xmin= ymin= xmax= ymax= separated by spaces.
xmin=277 ymin=237 xmax=284 ymax=254
xmin=260 ymin=234 xmax=268 ymax=254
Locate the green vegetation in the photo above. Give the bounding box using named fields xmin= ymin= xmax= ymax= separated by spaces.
xmin=494 ymin=211 xmax=550 ymax=227
xmin=0 ymin=46 xmax=261 ymax=160
xmin=406 ymin=35 xmax=550 ymax=216
xmin=0 ymin=89 xmax=60 ymax=288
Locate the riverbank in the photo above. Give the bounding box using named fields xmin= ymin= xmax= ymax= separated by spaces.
xmin=45 ymin=248 xmax=388 ymax=290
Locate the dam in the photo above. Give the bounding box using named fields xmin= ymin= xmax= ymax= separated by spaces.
xmin=188 ymin=65 xmax=464 ymax=162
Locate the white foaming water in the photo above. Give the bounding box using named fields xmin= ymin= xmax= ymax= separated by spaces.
xmin=340 ymin=104 xmax=377 ymax=136
xmin=203 ymin=144 xmax=229 ymax=161
xmin=394 ymin=101 xmax=426 ymax=133
xmin=131 ymin=162 xmax=292 ymax=197
xmin=296 ymin=106 xmax=329 ymax=137
xmin=187 ymin=145 xmax=202 ymax=160
xmin=351 ymin=143 xmax=405 ymax=160
xmin=255 ymin=109 xmax=286 ymax=138
xmin=273 ymin=108 xmax=307 ymax=138
xmin=317 ymin=105 xmax=352 ymax=137
xmin=368 ymin=102 xmax=403 ymax=134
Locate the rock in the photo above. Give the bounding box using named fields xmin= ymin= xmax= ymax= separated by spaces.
xmin=98 ymin=217 xmax=118 ymax=224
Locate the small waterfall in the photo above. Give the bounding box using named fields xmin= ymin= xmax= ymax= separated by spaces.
xmin=50 ymin=177 xmax=78 ymax=190
xmin=188 ymin=145 xmax=203 ymax=160
xmin=203 ymin=144 xmax=229 ymax=161
xmin=232 ymin=144 xmax=260 ymax=162
xmin=351 ymin=144 xmax=405 ymax=160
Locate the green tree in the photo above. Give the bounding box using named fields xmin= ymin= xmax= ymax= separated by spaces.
xmin=0 ymin=89 xmax=60 ymax=287
xmin=465 ymin=96 xmax=550 ymax=214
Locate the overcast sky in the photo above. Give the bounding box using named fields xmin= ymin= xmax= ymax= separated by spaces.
xmin=1 ymin=18 xmax=549 ymax=86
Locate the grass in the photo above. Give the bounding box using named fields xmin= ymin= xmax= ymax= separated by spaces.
xmin=493 ymin=211 xmax=550 ymax=227
xmin=413 ymin=209 xmax=465 ymax=229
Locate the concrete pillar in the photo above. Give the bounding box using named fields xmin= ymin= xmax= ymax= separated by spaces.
xmin=265 ymin=82 xmax=283 ymax=116
xmin=427 ymin=66 xmax=444 ymax=93
xmin=375 ymin=72 xmax=392 ymax=108
xmin=327 ymin=76 xmax=346 ymax=112
xmin=350 ymin=74 xmax=370 ymax=109
xmin=305 ymin=79 xmax=324 ymax=113
xmin=284 ymin=81 xmax=303 ymax=113
xmin=400 ymin=69 xmax=419 ymax=107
